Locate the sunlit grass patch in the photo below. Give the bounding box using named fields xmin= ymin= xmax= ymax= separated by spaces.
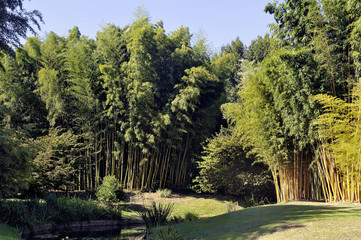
xmin=173 ymin=202 xmax=361 ymax=240
xmin=122 ymin=192 xmax=236 ymax=221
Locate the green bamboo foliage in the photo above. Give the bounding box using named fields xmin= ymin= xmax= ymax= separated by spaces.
xmin=16 ymin=16 xmax=226 ymax=192
xmin=261 ymin=0 xmax=361 ymax=202
xmin=222 ymin=60 xmax=285 ymax=201
xmin=314 ymin=83 xmax=361 ymax=202
xmin=223 ymin=49 xmax=323 ymax=202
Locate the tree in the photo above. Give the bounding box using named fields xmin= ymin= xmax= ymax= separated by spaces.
xmin=246 ymin=34 xmax=274 ymax=63
xmin=0 ymin=125 xmax=34 ymax=198
xmin=0 ymin=48 xmax=48 ymax=138
xmin=265 ymin=0 xmax=319 ymax=47
xmin=0 ymin=0 xmax=43 ymax=53
xmin=37 ymin=32 xmax=70 ymax=127
xmin=216 ymin=38 xmax=246 ymax=102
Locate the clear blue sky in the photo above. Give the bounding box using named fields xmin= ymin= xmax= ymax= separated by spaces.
xmin=23 ymin=0 xmax=276 ymax=50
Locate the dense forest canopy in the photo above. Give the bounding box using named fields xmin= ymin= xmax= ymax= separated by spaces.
xmin=1 ymin=0 xmax=361 ymax=204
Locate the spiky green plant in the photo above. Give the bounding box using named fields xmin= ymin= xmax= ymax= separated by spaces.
xmin=140 ymin=202 xmax=174 ymax=228
xmin=150 ymin=226 xmax=184 ymax=240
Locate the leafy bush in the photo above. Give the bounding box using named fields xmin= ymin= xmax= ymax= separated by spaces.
xmin=96 ymin=175 xmax=124 ymax=202
xmin=184 ymin=212 xmax=199 ymax=221
xmin=193 ymin=133 xmax=275 ymax=202
xmin=156 ymin=189 xmax=172 ymax=198
xmin=0 ymin=127 xmax=34 ymax=198
xmin=150 ymin=226 xmax=184 ymax=240
xmin=30 ymin=128 xmax=79 ymax=193
xmin=140 ymin=202 xmax=174 ymax=228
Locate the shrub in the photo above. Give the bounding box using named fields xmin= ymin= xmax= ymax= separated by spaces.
xmin=96 ymin=175 xmax=124 ymax=202
xmin=0 ymin=127 xmax=34 ymax=198
xmin=184 ymin=212 xmax=199 ymax=221
xmin=140 ymin=202 xmax=174 ymax=228
xmin=193 ymin=134 xmax=276 ymax=201
xmin=31 ymin=128 xmax=79 ymax=193
xmin=226 ymin=201 xmax=239 ymax=212
xmin=150 ymin=226 xmax=184 ymax=240
xmin=156 ymin=189 xmax=172 ymax=198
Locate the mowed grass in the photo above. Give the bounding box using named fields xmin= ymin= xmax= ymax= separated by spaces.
xmin=121 ymin=192 xmax=236 ymax=220
xmin=0 ymin=223 xmax=19 ymax=240
xmin=174 ymin=202 xmax=361 ymax=240
xmin=156 ymin=195 xmax=234 ymax=219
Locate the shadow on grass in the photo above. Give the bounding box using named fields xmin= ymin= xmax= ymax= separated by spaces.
xmin=176 ymin=203 xmax=361 ymax=239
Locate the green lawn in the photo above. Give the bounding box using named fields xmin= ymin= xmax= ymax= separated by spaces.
xmin=0 ymin=223 xmax=19 ymax=240
xmin=121 ymin=193 xmax=237 ymax=221
xmin=173 ymin=202 xmax=361 ymax=240
xmin=157 ymin=196 xmax=235 ymax=219
xmin=4 ymin=196 xmax=361 ymax=240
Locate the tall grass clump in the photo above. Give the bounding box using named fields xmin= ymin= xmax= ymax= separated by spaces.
xmin=0 ymin=195 xmax=122 ymax=231
xmin=156 ymin=189 xmax=172 ymax=198
xmin=140 ymin=202 xmax=174 ymax=228
xmin=170 ymin=211 xmax=199 ymax=224
xmin=184 ymin=212 xmax=199 ymax=221
xmin=0 ymin=198 xmax=55 ymax=231
xmin=54 ymin=196 xmax=121 ymax=222
xmin=150 ymin=226 xmax=184 ymax=240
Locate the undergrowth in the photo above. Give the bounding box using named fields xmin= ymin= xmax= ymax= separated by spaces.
xmin=0 ymin=195 xmax=121 ymax=231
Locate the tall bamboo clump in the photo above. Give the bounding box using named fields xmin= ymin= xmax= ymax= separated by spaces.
xmin=222 ymin=52 xmax=323 ymax=203
xmin=64 ymin=18 xmax=224 ymax=191
xmin=313 ymin=83 xmax=361 ymax=202
xmin=11 ymin=13 xmax=226 ymax=192
xmin=272 ymin=153 xmax=316 ymax=203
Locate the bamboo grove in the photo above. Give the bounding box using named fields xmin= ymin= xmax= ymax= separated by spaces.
xmin=223 ymin=0 xmax=361 ymax=202
xmin=3 ymin=0 xmax=361 ymax=203
xmin=0 ymin=15 xmax=241 ymax=195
